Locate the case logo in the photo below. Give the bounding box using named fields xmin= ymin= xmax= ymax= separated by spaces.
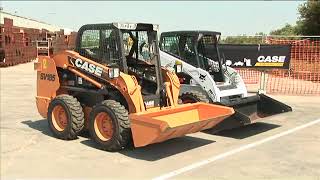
xmin=255 ymin=56 xmax=286 ymax=67
xmin=72 ymin=58 xmax=103 ymax=77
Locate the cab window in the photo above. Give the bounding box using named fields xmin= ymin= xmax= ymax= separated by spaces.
xmin=161 ymin=35 xmax=198 ymax=67
xmin=79 ymin=29 xmax=120 ymax=65
xmin=80 ymin=30 xmax=100 ymax=60
xmin=161 ymin=36 xmax=180 ymax=56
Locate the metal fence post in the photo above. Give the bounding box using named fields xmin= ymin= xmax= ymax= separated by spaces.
xmin=258 ymin=70 xmax=267 ymax=94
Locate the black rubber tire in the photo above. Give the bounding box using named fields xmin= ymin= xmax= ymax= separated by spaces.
xmin=89 ymin=100 xmax=132 ymax=151
xmin=47 ymin=94 xmax=85 ymax=140
xmin=179 ymin=90 xmax=210 ymax=104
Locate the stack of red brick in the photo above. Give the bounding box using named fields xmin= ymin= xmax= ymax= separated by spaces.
xmin=0 ymin=18 xmax=77 ymax=67
xmin=1 ymin=18 xmax=37 ymax=66
xmin=52 ymin=29 xmax=77 ymax=55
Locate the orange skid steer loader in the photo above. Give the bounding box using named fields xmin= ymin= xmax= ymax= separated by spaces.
xmin=34 ymin=23 xmax=235 ymax=151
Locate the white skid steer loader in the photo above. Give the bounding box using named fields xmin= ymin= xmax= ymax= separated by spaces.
xmin=159 ymin=31 xmax=292 ymax=132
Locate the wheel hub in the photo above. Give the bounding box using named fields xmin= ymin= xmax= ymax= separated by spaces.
xmin=94 ymin=112 xmax=114 ymax=141
xmin=52 ymin=105 xmax=68 ymax=131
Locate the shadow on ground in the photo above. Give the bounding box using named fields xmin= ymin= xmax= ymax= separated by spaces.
xmin=21 ymin=119 xmax=54 ymax=137
xmin=21 ymin=119 xmax=91 ymax=138
xmin=81 ymin=136 xmax=215 ymax=161
xmin=204 ymin=122 xmax=281 ymax=139
xmin=22 ymin=119 xmax=277 ymax=161
xmin=24 ymin=119 xmax=215 ymax=161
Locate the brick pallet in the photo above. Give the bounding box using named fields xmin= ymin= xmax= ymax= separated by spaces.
xmin=0 ymin=17 xmax=77 ymax=67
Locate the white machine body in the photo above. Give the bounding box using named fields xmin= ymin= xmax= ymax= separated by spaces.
xmin=160 ymin=50 xmax=247 ymax=103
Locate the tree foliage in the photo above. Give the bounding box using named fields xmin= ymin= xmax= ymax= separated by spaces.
xmin=269 ymin=1 xmax=320 ymax=36
xmin=220 ymin=0 xmax=319 ymax=44
xmin=270 ymin=24 xmax=298 ymax=36
xmin=221 ymin=32 xmax=267 ymax=44
xmin=296 ymin=0 xmax=320 ymax=35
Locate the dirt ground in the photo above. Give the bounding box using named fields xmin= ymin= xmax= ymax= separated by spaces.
xmin=1 ymin=62 xmax=320 ymax=180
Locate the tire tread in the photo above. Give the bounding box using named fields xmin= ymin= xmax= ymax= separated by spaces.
xmin=48 ymin=94 xmax=84 ymax=140
xmin=91 ymin=100 xmax=131 ymax=151
xmin=179 ymin=90 xmax=210 ymax=103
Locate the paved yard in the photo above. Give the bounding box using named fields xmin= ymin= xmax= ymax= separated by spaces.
xmin=1 ymin=62 xmax=320 ymax=180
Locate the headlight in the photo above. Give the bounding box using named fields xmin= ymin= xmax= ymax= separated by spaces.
xmin=108 ymin=67 xmax=120 ymax=78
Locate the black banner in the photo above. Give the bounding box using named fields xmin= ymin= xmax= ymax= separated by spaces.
xmin=219 ymin=44 xmax=291 ymax=69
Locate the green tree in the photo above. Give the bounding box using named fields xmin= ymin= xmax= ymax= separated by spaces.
xmin=270 ymin=24 xmax=298 ymax=36
xmin=296 ymin=0 xmax=320 ymax=35
xmin=221 ymin=34 xmax=266 ymax=44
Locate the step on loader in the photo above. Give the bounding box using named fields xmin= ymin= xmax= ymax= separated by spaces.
xmin=159 ymin=31 xmax=292 ymax=132
xmin=34 ymin=23 xmax=235 ymax=151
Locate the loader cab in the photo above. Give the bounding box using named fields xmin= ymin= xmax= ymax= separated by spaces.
xmin=160 ymin=31 xmax=225 ymax=82
xmin=75 ymin=23 xmax=163 ymax=108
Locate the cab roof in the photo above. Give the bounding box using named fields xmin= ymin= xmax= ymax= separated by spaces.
xmin=161 ymin=30 xmax=221 ymax=37
xmin=78 ymin=22 xmax=159 ymax=31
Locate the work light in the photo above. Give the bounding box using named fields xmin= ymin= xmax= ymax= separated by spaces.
xmin=174 ymin=62 xmax=183 ymax=73
xmin=108 ymin=67 xmax=120 ymax=78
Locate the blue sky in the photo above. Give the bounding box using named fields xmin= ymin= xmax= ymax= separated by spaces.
xmin=1 ymin=1 xmax=302 ymax=36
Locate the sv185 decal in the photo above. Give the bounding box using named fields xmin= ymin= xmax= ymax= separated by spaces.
xmin=40 ymin=73 xmax=55 ymax=81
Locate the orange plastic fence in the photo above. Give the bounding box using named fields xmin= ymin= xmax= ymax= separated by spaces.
xmin=266 ymin=37 xmax=320 ymax=95
xmin=232 ymin=37 xmax=320 ymax=95
xmin=235 ymin=69 xmax=260 ymax=84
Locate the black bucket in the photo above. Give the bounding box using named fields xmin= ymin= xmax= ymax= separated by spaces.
xmin=210 ymin=94 xmax=292 ymax=133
